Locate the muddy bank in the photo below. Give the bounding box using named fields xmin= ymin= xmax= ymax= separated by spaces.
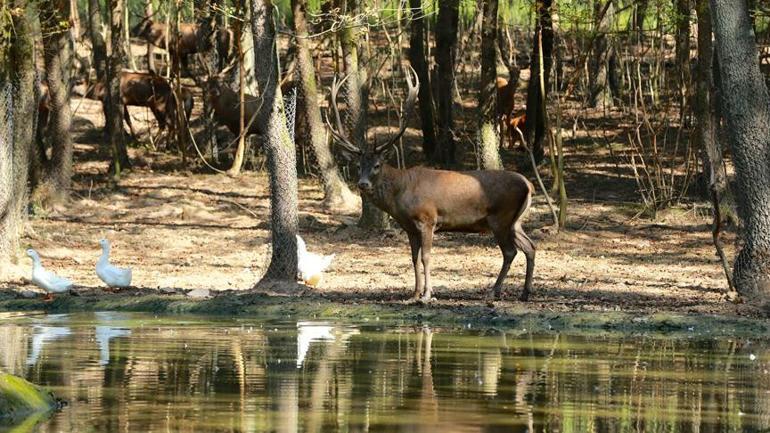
xmin=0 ymin=287 xmax=766 ymax=338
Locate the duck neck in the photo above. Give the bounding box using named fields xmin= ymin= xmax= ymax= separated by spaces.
xmin=99 ymin=245 xmax=110 ymax=263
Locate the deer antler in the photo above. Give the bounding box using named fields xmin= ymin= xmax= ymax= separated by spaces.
xmin=374 ymin=65 xmax=420 ymax=153
xmin=325 ymin=74 xmax=361 ymax=155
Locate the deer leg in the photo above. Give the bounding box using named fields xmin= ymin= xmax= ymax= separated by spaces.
xmin=418 ymin=223 xmax=435 ymax=302
xmin=491 ymin=223 xmax=517 ymax=301
xmin=513 ymin=223 xmax=536 ymax=301
xmin=123 ymin=106 xmax=138 ymax=141
xmin=408 ymin=232 xmax=424 ymax=300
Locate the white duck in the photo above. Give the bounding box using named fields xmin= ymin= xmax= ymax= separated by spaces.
xmin=26 ymin=249 xmax=73 ymax=301
xmin=296 ymin=235 xmax=335 ymax=287
xmin=96 ymin=239 xmax=132 ymax=289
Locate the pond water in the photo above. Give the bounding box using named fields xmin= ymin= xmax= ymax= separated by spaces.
xmin=0 ymin=311 xmax=768 ymax=433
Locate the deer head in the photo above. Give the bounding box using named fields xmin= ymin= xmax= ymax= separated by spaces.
xmin=326 ymin=66 xmax=419 ymax=193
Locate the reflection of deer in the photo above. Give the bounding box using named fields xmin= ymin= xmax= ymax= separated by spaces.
xmin=416 ymin=326 xmax=438 ymax=425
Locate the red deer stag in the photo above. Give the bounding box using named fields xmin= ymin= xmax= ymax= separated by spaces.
xmin=79 ymin=71 xmax=194 ymax=141
xmin=132 ymin=18 xmax=233 ymax=73
xmin=193 ymin=61 xmax=264 ymax=137
xmin=326 ymin=68 xmax=536 ymax=302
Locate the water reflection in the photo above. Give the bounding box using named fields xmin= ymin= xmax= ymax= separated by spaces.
xmin=0 ymin=313 xmax=767 ymax=433
xmin=27 ymin=326 xmax=71 ymax=366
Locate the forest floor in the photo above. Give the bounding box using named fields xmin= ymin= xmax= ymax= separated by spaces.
xmin=0 ymin=92 xmax=765 ymax=329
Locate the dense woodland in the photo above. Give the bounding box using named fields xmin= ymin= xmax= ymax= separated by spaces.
xmin=1 ymin=0 xmax=770 ymax=308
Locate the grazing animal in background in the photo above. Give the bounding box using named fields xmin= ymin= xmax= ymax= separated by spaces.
xmin=296 ymin=235 xmax=335 ymax=287
xmin=505 ymin=112 xmax=528 ymax=149
xmin=327 ymin=68 xmax=536 ymax=302
xmin=131 ymin=17 xmax=234 ymax=73
xmin=26 ymin=249 xmax=73 ymax=301
xmin=96 ymin=239 xmax=132 ymax=289
xmin=496 ymin=67 xmax=522 ymax=149
xmin=78 ymin=70 xmax=194 ymax=142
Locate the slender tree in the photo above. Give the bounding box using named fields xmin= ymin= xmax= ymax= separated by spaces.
xmin=105 ymin=0 xmax=130 ymax=176
xmin=675 ymin=0 xmax=692 ymax=120
xmin=39 ymin=0 xmax=74 ymax=201
xmin=589 ymin=0 xmax=616 ymax=108
xmin=478 ymin=0 xmax=502 ymax=169
xmin=0 ymin=0 xmax=35 ymax=266
xmin=292 ymin=0 xmax=358 ymax=212
xmin=433 ymin=0 xmax=459 ymax=167
xmin=197 ymin=0 xmax=221 ymax=160
xmin=88 ymin=0 xmax=107 ymax=79
xmin=408 ymin=0 xmax=437 ymax=160
xmin=252 ymin=0 xmax=299 ymax=284
xmin=338 ymin=6 xmax=389 ymax=229
xmin=524 ymin=0 xmax=554 ymax=164
xmin=710 ymin=0 xmax=770 ymax=301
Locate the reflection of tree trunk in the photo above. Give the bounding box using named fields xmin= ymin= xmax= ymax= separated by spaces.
xmin=0 ymin=0 xmax=34 ymax=265
xmin=478 ymin=0 xmax=502 ymax=170
xmin=408 ymin=0 xmax=437 ymax=159
xmin=252 ymin=0 xmax=299 ymax=284
xmin=292 ymin=0 xmax=358 ymax=212
xmin=524 ymin=0 xmax=553 ymax=165
xmin=433 ymin=0 xmax=459 ymax=167
xmin=711 ymin=0 xmax=770 ymax=301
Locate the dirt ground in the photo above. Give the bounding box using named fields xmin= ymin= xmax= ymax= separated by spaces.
xmin=0 ymin=94 xmax=760 ymax=320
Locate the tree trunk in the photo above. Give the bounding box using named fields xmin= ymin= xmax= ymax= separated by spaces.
xmin=675 ymin=0 xmax=692 ymax=122
xmin=0 ymin=0 xmax=34 ymax=266
xmin=408 ymin=0 xmax=437 ymax=160
xmin=589 ymin=0 xmax=615 ymax=108
xmin=145 ymin=0 xmax=154 ymax=72
xmin=197 ymin=0 xmax=220 ymax=160
xmin=710 ymin=0 xmax=770 ymax=301
xmin=70 ymin=0 xmax=81 ymax=39
xmin=478 ymin=0 xmax=502 ymax=170
xmin=106 ymin=0 xmax=130 ymax=177
xmin=338 ymin=11 xmax=388 ymax=229
xmin=88 ymin=0 xmax=107 ymax=80
xmin=228 ymin=0 xmax=248 ymax=176
xmin=524 ymin=0 xmax=554 ymax=165
xmin=433 ymin=0 xmax=459 ymax=167
xmin=251 ymin=0 xmax=299 ymax=284
xmin=292 ymin=0 xmax=358 ymax=212
xmin=631 ymin=0 xmax=649 ymax=42
xmin=695 ymin=0 xmax=725 ymax=194
xmin=40 ymin=0 xmax=74 ymax=202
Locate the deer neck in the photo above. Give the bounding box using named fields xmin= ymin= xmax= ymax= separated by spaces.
xmin=369 ymin=164 xmax=405 ymax=213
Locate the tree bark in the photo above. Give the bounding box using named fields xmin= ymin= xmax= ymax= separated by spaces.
xmin=675 ymin=0 xmax=692 ymax=121
xmin=70 ymin=0 xmax=81 ymax=39
xmin=252 ymin=0 xmax=299 ymax=284
xmin=40 ymin=0 xmax=74 ymax=202
xmin=197 ymin=0 xmax=220 ymax=160
xmin=0 ymin=0 xmax=34 ymax=266
xmin=524 ymin=0 xmax=554 ymax=165
xmin=478 ymin=0 xmax=502 ymax=170
xmin=292 ymin=0 xmax=358 ymax=212
xmin=408 ymin=0 xmax=437 ymax=160
xmin=106 ymin=0 xmax=130 ymax=177
xmin=338 ymin=11 xmax=389 ymax=229
xmin=710 ymin=0 xmax=770 ymax=301
xmin=589 ymin=0 xmax=615 ymax=108
xmin=695 ymin=0 xmax=725 ymax=194
xmin=88 ymin=0 xmax=107 ymax=80
xmin=433 ymin=0 xmax=459 ymax=167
